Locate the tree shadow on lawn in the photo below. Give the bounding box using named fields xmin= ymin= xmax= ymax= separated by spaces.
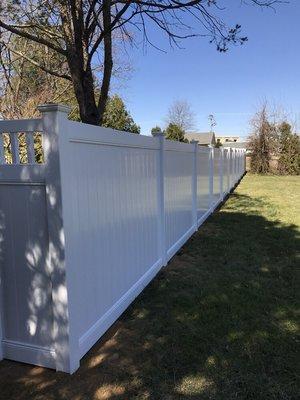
xmin=0 ymin=193 xmax=299 ymax=400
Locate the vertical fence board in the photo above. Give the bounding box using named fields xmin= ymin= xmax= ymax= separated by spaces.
xmin=164 ymin=144 xmax=194 ymax=257
xmin=209 ymin=147 xmax=214 ymax=206
xmin=153 ymin=132 xmax=167 ymax=266
xmin=197 ymin=149 xmax=210 ymax=221
xmin=213 ymin=148 xmax=221 ymax=202
xmin=0 ymin=134 xmax=5 ymax=164
xmin=10 ymin=133 xmax=20 ymax=164
xmin=219 ymin=148 xmax=224 ymax=198
xmin=191 ymin=141 xmax=198 ymax=231
xmin=26 ymin=132 xmax=36 ymax=164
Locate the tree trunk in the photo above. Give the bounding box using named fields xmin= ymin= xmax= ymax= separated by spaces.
xmin=97 ymin=0 xmax=113 ymax=126
xmin=67 ymin=51 xmax=99 ymax=125
xmin=64 ymin=0 xmax=113 ymax=126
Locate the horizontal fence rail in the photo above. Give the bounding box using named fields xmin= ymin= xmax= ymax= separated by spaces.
xmin=0 ymin=119 xmax=44 ymax=165
xmin=0 ymin=105 xmax=246 ymax=373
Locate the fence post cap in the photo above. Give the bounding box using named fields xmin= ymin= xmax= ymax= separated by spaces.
xmin=37 ymin=103 xmax=71 ymax=114
xmin=190 ymin=140 xmax=199 ymax=144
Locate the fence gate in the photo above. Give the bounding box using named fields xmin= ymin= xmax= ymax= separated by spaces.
xmin=0 ymin=121 xmax=56 ymax=368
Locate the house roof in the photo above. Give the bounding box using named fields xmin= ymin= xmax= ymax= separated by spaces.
xmin=184 ymin=132 xmax=216 ymax=145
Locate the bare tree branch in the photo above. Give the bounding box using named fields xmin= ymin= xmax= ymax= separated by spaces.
xmin=1 ymin=42 xmax=72 ymax=81
xmin=0 ymin=0 xmax=283 ymax=124
xmin=0 ymin=20 xmax=67 ymax=56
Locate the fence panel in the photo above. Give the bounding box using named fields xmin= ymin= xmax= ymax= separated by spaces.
xmin=58 ymin=121 xmax=162 ymax=358
xmin=213 ymin=148 xmax=221 ymax=203
xmin=224 ymin=149 xmax=231 ymax=193
xmin=0 ymin=106 xmax=246 ymax=373
xmin=197 ymin=148 xmax=210 ymax=221
xmin=0 ymin=183 xmax=55 ymax=368
xmin=164 ymin=141 xmax=194 ymax=260
xmin=0 ymin=121 xmax=55 ymax=369
xmin=230 ymin=149 xmax=235 ymax=187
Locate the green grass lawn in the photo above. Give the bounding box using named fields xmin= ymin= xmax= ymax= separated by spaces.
xmin=0 ymin=174 xmax=299 ymax=400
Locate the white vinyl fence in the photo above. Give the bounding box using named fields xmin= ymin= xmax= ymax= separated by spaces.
xmin=0 ymin=104 xmax=246 ymax=373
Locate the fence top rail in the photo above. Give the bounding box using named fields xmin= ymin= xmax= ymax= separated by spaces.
xmin=0 ymin=163 xmax=46 ymax=183
xmin=197 ymin=146 xmax=210 ymax=154
xmin=0 ymin=118 xmax=43 ymax=133
xmin=66 ymin=120 xmax=160 ymax=151
xmin=165 ymin=139 xmax=194 ymax=153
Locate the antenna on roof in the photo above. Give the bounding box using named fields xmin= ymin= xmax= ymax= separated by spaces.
xmin=208 ymin=114 xmax=217 ymax=133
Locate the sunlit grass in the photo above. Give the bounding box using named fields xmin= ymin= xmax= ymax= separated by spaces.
xmin=226 ymin=174 xmax=300 ymax=226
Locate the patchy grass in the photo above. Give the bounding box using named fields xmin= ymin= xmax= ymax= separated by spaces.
xmin=0 ymin=174 xmax=299 ymax=400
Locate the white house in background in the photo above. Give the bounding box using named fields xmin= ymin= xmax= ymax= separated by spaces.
xmin=184 ymin=131 xmax=216 ymax=146
xmin=223 ymin=141 xmax=250 ymax=154
xmin=216 ymin=135 xmax=240 ymax=144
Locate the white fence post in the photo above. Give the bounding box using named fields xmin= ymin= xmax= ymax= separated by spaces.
xmin=153 ymin=131 xmax=167 ymax=267
xmin=191 ymin=140 xmax=198 ymax=231
xmin=38 ymin=103 xmax=79 ymax=373
xmin=209 ymin=146 xmax=214 ymax=207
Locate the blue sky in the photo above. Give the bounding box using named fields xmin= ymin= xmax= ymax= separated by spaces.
xmin=116 ymin=1 xmax=300 ymax=137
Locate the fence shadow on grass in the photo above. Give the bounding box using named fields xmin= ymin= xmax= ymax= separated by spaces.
xmin=0 ymin=193 xmax=299 ymax=400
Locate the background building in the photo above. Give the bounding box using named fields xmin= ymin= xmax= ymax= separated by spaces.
xmin=184 ymin=132 xmax=216 ymax=146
